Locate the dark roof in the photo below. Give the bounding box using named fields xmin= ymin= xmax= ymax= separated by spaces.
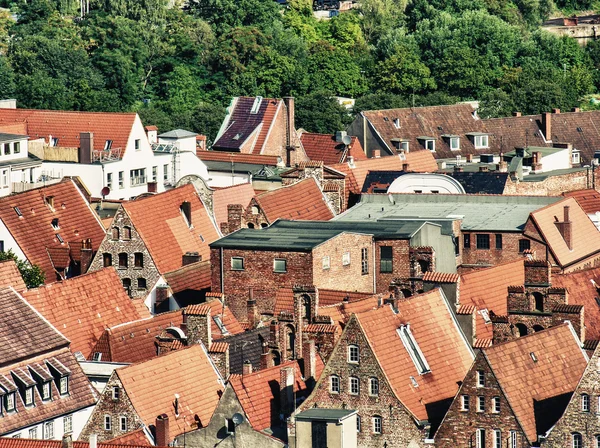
xmin=447 ymin=171 xmax=509 ymax=194
xmin=214 ymin=327 xmax=270 ymax=374
xmin=295 ymin=409 xmax=357 ymax=421
xmin=361 ymin=171 xmax=407 ymax=193
xmin=0 ymin=133 xmax=27 ymax=142
xmin=158 ymin=129 xmax=197 ymax=138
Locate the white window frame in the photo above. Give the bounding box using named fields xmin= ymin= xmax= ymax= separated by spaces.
xmin=450 ymin=137 xmax=460 ymax=151
xmin=120 ymin=415 xmax=128 ymax=432
xmin=25 ymin=387 xmax=33 ymax=406
xmin=573 ymin=433 xmax=583 ymax=448
xmin=322 ymin=256 xmax=330 ymax=270
xmin=372 ymin=416 xmax=382 ymax=434
xmin=273 ymin=258 xmax=287 ymax=273
xmin=42 ymin=382 xmax=51 ymax=400
xmin=6 ymin=392 xmax=15 ymax=411
xmin=425 ymin=139 xmax=435 ymax=152
xmin=329 ymin=375 xmax=340 ymax=394
xmin=112 ymin=386 xmax=120 ymax=400
xmin=474 ymin=135 xmax=489 ymax=149
xmin=369 ymin=377 xmax=379 ymax=396
xmin=60 ymin=376 xmax=68 ymax=395
xmin=494 ymin=430 xmax=501 ymax=448
xmin=104 ymin=415 xmax=112 ymax=431
xmin=492 ymin=396 xmax=500 ymax=413
xmin=348 ymin=345 xmax=359 ymax=364
xmin=510 ymin=430 xmax=517 ymax=448
xmin=44 ymin=421 xmax=54 ymax=439
xmin=572 ymin=150 xmax=581 ymax=164
xmin=477 ymin=396 xmax=485 ymax=412
xmin=582 ymin=394 xmax=590 ymax=412
xmin=401 ymin=141 xmax=409 ymax=152
xmin=476 ymin=428 xmax=485 ymax=448
xmin=349 ymin=376 xmax=360 ymax=395
xmin=477 ymin=370 xmax=485 ymax=387
xmin=64 ymin=415 xmax=73 ymax=434
xmin=397 ymin=325 xmax=430 ymax=374
xmin=29 ymin=427 xmax=37 ymax=439
xmin=461 ymin=395 xmax=469 ymax=411
xmin=342 ymin=252 xmax=351 ymax=266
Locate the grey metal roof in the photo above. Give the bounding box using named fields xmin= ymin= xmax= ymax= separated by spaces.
xmin=336 ymin=194 xmax=562 ymax=232
xmin=295 ymin=408 xmax=357 ymax=421
xmin=0 ymin=133 xmax=27 ymax=142
xmin=203 ymin=160 xmax=273 ymax=174
xmin=158 ymin=129 xmax=197 ymax=138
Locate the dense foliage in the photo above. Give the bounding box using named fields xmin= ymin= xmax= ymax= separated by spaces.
xmin=0 ymin=0 xmax=599 ymax=136
xmin=0 ymin=249 xmax=45 ymax=288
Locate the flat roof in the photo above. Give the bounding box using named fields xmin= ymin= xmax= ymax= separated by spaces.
xmin=0 ymin=133 xmax=27 ymax=142
xmin=336 ymin=194 xmax=561 ymax=232
xmin=295 ymin=408 xmax=357 ymax=422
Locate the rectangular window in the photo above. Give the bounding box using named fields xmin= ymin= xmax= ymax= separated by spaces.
xmin=397 ymin=325 xmax=430 ymax=374
xmin=401 ymin=141 xmax=409 ymax=152
xmin=477 ymin=396 xmax=485 ymax=412
xmin=164 ymin=164 xmax=169 ymax=181
xmin=130 ymin=168 xmax=147 ymax=186
xmin=231 ymin=257 xmax=244 ymax=271
xmin=42 ymin=382 xmax=51 ymax=400
xmin=349 ymin=377 xmax=360 ymax=395
xmin=25 ymin=388 xmax=33 ymax=406
xmin=6 ymin=393 xmax=15 ymax=411
xmin=510 ymin=431 xmax=517 ymax=448
xmin=28 ymin=428 xmax=37 ymax=439
xmin=494 ymin=430 xmax=501 ymax=448
xmin=1 ymin=169 xmax=8 ymax=188
xmin=495 ymin=234 xmax=503 ymax=249
xmin=106 ymin=173 xmax=113 ymax=190
xmin=380 ymin=246 xmax=393 ymax=273
xmin=425 ymin=140 xmax=435 ymax=152
xmin=152 ymin=166 xmax=157 ymax=182
xmin=477 ymin=234 xmax=490 ymax=250
xmin=322 ymin=256 xmax=330 ymax=270
xmin=372 ymin=416 xmax=382 ymax=434
xmin=330 ymin=376 xmax=340 ymax=394
xmin=64 ymin=415 xmax=73 ymax=434
xmin=342 ymin=252 xmax=351 ymax=266
xmin=3 ymin=143 xmax=10 ymax=155
xmin=120 ymin=416 xmax=127 ymax=432
xmin=59 ymin=377 xmax=68 ymax=395
xmin=450 ymin=137 xmax=460 ymax=151
xmin=104 ymin=415 xmax=111 ymax=431
xmin=135 ymin=139 xmax=140 ymax=151
xmin=118 ymin=171 xmax=124 ymax=189
xmin=361 ymin=248 xmax=368 ymax=275
xmin=134 ymin=253 xmax=143 ymax=268
xmin=461 ymin=395 xmax=470 ymax=411
xmin=348 ymin=345 xmax=359 ymax=363
xmin=13 ymin=142 xmax=20 ymax=154
xmin=519 ymin=239 xmax=530 ymax=253
xmin=477 ymin=370 xmax=485 ymax=387
xmin=273 ymin=258 xmax=287 ymax=273
xmin=44 ymin=422 xmax=54 ymax=439
xmin=493 ymin=396 xmax=501 ymax=413
xmin=476 ymin=428 xmax=485 ymax=448
xmin=474 ymin=135 xmax=489 ymax=148
xmin=464 ymin=234 xmax=471 ymax=249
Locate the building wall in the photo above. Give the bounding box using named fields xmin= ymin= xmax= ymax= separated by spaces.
xmin=411 ymin=223 xmax=457 ymax=274
xmin=293 ymin=317 xmax=426 ymax=448
xmin=460 ymin=231 xmax=543 ymax=269
xmin=503 ymin=167 xmax=599 ymax=196
xmin=0 ymin=219 xmax=28 ymax=260
xmin=435 ymin=353 xmax=528 ymax=448
xmin=3 ymin=406 xmax=94 ymax=441
xmin=294 ymin=415 xmax=357 ymax=448
xmin=211 ymin=248 xmax=314 ymax=321
xmin=374 ymin=239 xmax=411 ymax=294
xmin=312 ymin=233 xmax=374 ymax=294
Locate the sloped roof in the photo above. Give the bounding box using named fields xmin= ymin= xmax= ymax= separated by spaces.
xmin=116 ymin=345 xmax=223 ymax=440
xmin=0 ymin=287 xmax=68 ymax=366
xmin=484 ymin=323 xmax=588 ymax=443
xmin=356 ymin=289 xmax=474 ymax=423
xmin=0 ymin=179 xmax=106 ymax=282
xmin=196 ymin=151 xmax=280 ymax=166
xmin=158 ymin=129 xmax=197 ymax=138
xmin=216 ymin=326 xmax=270 ymax=375
xmin=563 ymin=189 xmax=600 ymax=214
xmin=163 ymin=260 xmax=211 ymax=296
xmin=300 ymin=133 xmax=367 ymax=165
xmin=202 ymin=298 xmax=245 ymax=337
xmin=0 ymin=108 xmax=136 ymax=155
xmin=254 ymin=178 xmax=334 ymax=222
xmin=122 ymin=184 xmax=220 ymax=274
xmin=0 ymin=439 xmax=154 ymax=448
xmin=0 ymin=347 xmax=97 ymax=435
xmin=459 ymin=259 xmax=526 ymax=340
xmin=447 ymin=171 xmax=509 ymax=195
xmin=105 ymin=429 xmax=153 ymax=446
xmin=527 ymin=197 xmax=600 ymax=267
xmin=317 ymin=295 xmax=382 ymax=329
xmin=212 ymin=183 xmax=256 ymax=227
xmin=274 ymin=287 xmax=373 ymax=316
xmin=22 ymin=268 xmax=146 ymax=359
xmin=213 ymin=97 xmax=281 ymax=153
xmin=0 ymin=260 xmax=26 ymax=291
xmin=229 ymin=359 xmax=325 ymax=431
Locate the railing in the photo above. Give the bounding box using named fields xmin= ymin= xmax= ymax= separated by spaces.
xmin=12 ymin=179 xmax=62 ymax=193
xmin=130 ymin=176 xmax=147 ymax=186
xmin=92 ymin=147 xmax=123 ymax=162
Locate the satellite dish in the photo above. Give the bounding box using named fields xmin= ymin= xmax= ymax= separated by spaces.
xmin=342 ymin=135 xmax=352 ymax=146
xmin=101 ymin=186 xmax=110 ymax=197
xmin=232 ymin=413 xmax=244 ymax=426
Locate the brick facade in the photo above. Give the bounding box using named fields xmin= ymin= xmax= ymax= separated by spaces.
xmin=280 ymin=164 xmax=346 ymax=214
xmin=503 ymin=166 xmax=600 ymax=197
xmin=89 ymin=207 xmax=159 ymax=299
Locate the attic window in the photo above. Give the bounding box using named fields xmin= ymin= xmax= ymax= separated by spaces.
xmin=410 ymin=376 xmax=418 ymax=388
xmin=50 ymin=138 xmax=59 ymax=147
xmin=572 ymin=150 xmax=580 ymax=164
xmin=180 ymin=201 xmax=192 ymax=228
xmin=397 ymin=324 xmax=430 ymax=374
xmin=393 ymin=118 xmax=400 ymax=129
xmin=92 ymin=352 xmax=102 ymax=362
xmin=14 ymin=207 xmax=22 ymax=217
xmin=250 ymin=96 xmax=263 ymax=114
xmin=232 ymin=134 xmax=242 ymax=141
xmin=383 ymin=117 xmax=389 ymax=122
xmin=214 ymin=315 xmax=229 ymax=335
xmin=56 ymin=234 xmax=64 ymax=244
xmin=51 ymin=218 xmax=60 ymax=230
xmin=480 ymin=309 xmax=491 ymax=324
xmin=104 ymin=140 xmax=113 ymax=151
xmin=530 ymin=352 xmax=538 ymax=362
xmin=577 ymin=127 xmax=583 ymax=132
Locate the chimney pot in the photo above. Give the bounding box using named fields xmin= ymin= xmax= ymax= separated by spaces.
xmin=247 ymin=298 xmax=258 ymax=329
xmin=62 ymin=435 xmax=73 ymax=448
xmin=402 ymin=163 xmax=410 ymax=171
xmin=572 ymin=107 xmax=581 ymax=113
xmin=242 ymin=360 xmax=253 ymax=375
xmin=182 ymin=251 xmax=201 ymax=266
xmin=552 ymin=108 xmax=561 ymax=114
xmin=479 ymin=166 xmax=489 ymax=172
xmin=373 ymin=149 xmax=381 ymax=158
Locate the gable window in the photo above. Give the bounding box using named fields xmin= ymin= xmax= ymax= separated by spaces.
xmin=231 ymin=257 xmax=244 ymax=271
xmin=118 ymin=253 xmax=128 ymax=268
xmin=369 ymin=377 xmax=379 ymax=396
xmin=123 ymin=226 xmax=132 ymax=240
xmin=461 ymin=395 xmax=470 ymax=411
xmin=573 ymin=433 xmax=583 ymax=448
xmin=519 ymin=239 xmax=530 ymax=253
xmin=495 ymin=234 xmax=503 ymax=249
xmin=274 ymin=258 xmax=287 ymax=273
xmin=510 ymin=430 xmax=517 ymax=448
xmin=348 ymin=345 xmax=359 ymax=364
xmin=111 ymin=227 xmax=120 ymax=240
xmin=450 ymin=137 xmax=460 ymax=151
xmin=134 ymin=252 xmax=143 ymax=268
xmin=372 ymin=416 xmax=382 ymax=434
xmin=342 ymin=252 xmax=351 ymax=266
xmin=329 ymin=375 xmax=340 ymax=394
xmin=361 ymin=248 xmax=368 ymax=275
xmin=137 ymin=278 xmax=147 ymax=290
xmin=380 ymin=246 xmax=393 ymax=273
xmin=64 ymin=415 xmax=73 ymax=434
xmin=477 ymin=370 xmax=485 ymax=387
xmin=118 ymin=171 xmax=124 ymax=189
xmin=476 ymin=429 xmax=486 ymax=448
xmin=5 ymin=393 xmax=15 ymax=411
xmin=322 ymin=256 xmax=330 ymax=270
xmin=42 ymin=382 xmax=51 ymax=400
xmin=44 ymin=422 xmax=54 ymax=439
xmin=474 ymin=134 xmax=489 ymax=149
xmin=476 ymin=234 xmax=490 ymax=250
xmin=24 ymin=387 xmax=33 ymax=406
xmin=494 ymin=430 xmax=501 ymax=448
xmin=104 ymin=415 xmax=112 ymax=431
xmin=103 ymin=253 xmax=112 ymax=268
xmin=120 ymin=416 xmax=128 ymax=432
xmin=582 ymin=394 xmax=590 ymax=412
xmin=397 ymin=325 xmax=430 ymax=374
xmin=59 ymin=376 xmax=68 ymax=395
xmin=134 ymin=139 xmax=140 ymax=151
xmin=492 ymin=396 xmax=500 ymax=413
xmin=112 ymin=386 xmax=120 ymax=400
xmin=349 ymin=376 xmax=360 ymax=395
xmin=477 ymin=396 xmax=485 ymax=412
xmin=464 ymin=234 xmax=471 ymax=249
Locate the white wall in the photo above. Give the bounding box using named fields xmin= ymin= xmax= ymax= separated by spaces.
xmin=0 ymin=137 xmax=28 ymax=162
xmin=0 ymin=219 xmax=28 ymax=259
xmin=3 ymin=405 xmax=94 ymax=440
xmin=539 ymin=148 xmax=571 ymax=172
xmin=205 ymin=170 xmax=251 ymax=188
xmin=387 ymin=173 xmax=466 ymax=194
xmin=143 ymin=275 xmax=178 ymax=315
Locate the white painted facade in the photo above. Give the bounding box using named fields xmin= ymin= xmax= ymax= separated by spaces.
xmin=0 ymin=134 xmax=46 ymax=197
xmin=535 ymin=147 xmax=571 ymax=173
xmin=3 ymin=405 xmax=94 ymax=440
xmin=0 ymin=218 xmax=28 ymax=259
xmin=387 ymin=173 xmax=466 ymax=194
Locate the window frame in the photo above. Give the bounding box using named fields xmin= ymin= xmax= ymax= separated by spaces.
xmin=231 ymin=257 xmax=244 ymax=271
xmin=494 ymin=429 xmax=501 ymax=448
xmin=25 ymin=387 xmax=33 ymax=406
xmin=582 ymin=393 xmax=590 ymax=412
xmin=372 ymin=416 xmax=382 ymax=434
xmin=476 ymin=428 xmax=486 ymax=448
xmin=461 ymin=395 xmax=470 ymax=412
xmin=273 ymin=258 xmax=287 ymax=273
xmin=369 ymin=377 xmax=379 ymax=397
xmin=329 ymin=375 xmax=340 ymax=394
xmin=464 ymin=234 xmax=471 ymax=249
xmin=424 ymin=139 xmax=435 ymax=152
xmin=492 ymin=396 xmax=501 ymax=413
xmin=120 ymin=415 xmax=128 ymax=432
xmin=476 ymin=370 xmax=485 ymax=387
xmin=42 ymin=382 xmax=51 ymax=401
xmin=112 ymin=386 xmax=120 ymax=401
xmin=474 ymin=135 xmax=489 ymax=149
xmin=104 ymin=415 xmax=112 ymax=431
xmin=64 ymin=415 xmax=73 ymax=434
xmin=573 ymin=432 xmax=583 ymax=448
xmin=342 ymin=252 xmax=351 ymax=266
xmin=361 ymin=247 xmax=368 ymax=275
xmin=380 ymin=246 xmax=393 ymax=273
xmin=519 ymin=239 xmax=530 ymax=253
xmin=510 ymin=430 xmax=517 ymax=448
xmin=477 ymin=396 xmax=485 ymax=413
xmin=349 ymin=376 xmax=360 ymax=395
xmin=348 ymin=345 xmax=359 ymax=364
xmin=450 ymin=137 xmax=460 ymax=151
xmin=495 ymin=234 xmax=503 ymax=250
xmin=5 ymin=392 xmax=15 ymax=412
xmin=322 ymin=256 xmax=330 ymax=270
xmin=134 ymin=252 xmax=143 ymax=268
xmin=118 ymin=253 xmax=128 ymax=269
xmin=476 ymin=234 xmax=490 ymax=250
xmin=59 ymin=376 xmax=69 ymax=395
xmin=44 ymin=421 xmax=54 ymax=439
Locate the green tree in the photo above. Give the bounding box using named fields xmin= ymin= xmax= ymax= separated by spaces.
xmin=353 ymin=93 xmax=409 ymax=112
xmin=0 ymin=250 xmax=45 ymax=288
xmin=296 ymin=92 xmax=353 ymax=133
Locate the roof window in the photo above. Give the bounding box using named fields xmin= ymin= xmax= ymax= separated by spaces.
xmin=56 ymin=234 xmax=64 ymax=244
xmin=14 ymin=207 xmax=22 ymax=217
xmin=213 ymin=315 xmax=229 ymax=335
xmin=104 ymin=140 xmax=113 ymax=150
xmin=250 ymin=96 xmax=263 ymax=114
xmin=397 ymin=324 xmax=430 ymax=374
xmin=393 ymin=118 xmax=400 ymax=129
xmin=530 ymin=352 xmax=538 ymax=362
xmin=51 ymin=218 xmax=60 ymax=230
xmin=180 ymin=201 xmax=192 ymax=228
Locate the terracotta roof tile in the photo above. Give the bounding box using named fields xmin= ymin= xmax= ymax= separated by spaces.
xmin=459 ymin=259 xmax=526 ymax=341
xmin=552 ymin=303 xmax=583 ymax=313
xmin=484 ymin=324 xmax=588 ymax=443
xmin=0 ymin=438 xmax=157 ymax=448
xmin=22 ymin=268 xmax=146 ymax=359
xmin=273 ymin=288 xmax=372 ymax=316
xmin=122 ymin=184 xmax=221 ymax=274
xmin=0 ymin=108 xmax=136 ymax=157
xmin=528 ymin=198 xmax=600 ymax=267
xmin=212 ymin=183 xmax=256 ymax=227
xmin=456 ymin=304 xmax=476 ymax=315
xmin=204 ymin=299 xmax=244 ymax=337
xmin=0 ymin=179 xmax=106 ymax=282
xmin=0 ymin=260 xmax=26 ymax=291
xmin=163 ymin=260 xmax=211 ymax=295
xmin=473 ymin=338 xmax=493 ymax=348
xmin=184 ymin=304 xmax=212 ymax=315
xmin=105 ymin=429 xmax=153 ymax=446
xmin=300 ymin=133 xmax=367 ymax=165
xmin=254 ymin=178 xmax=334 ymax=222
xmin=355 ymin=290 xmax=474 ymax=422
xmin=208 ymin=342 xmax=229 ymax=353
xmin=304 ymin=324 xmax=336 ymax=333
xmin=422 ymin=271 xmax=459 ymax=283
xmin=117 ymin=345 xmax=223 ymax=440
xmin=197 ymin=151 xmax=279 ymax=166
xmin=317 ymin=295 xmax=382 ymax=329
xmin=564 ymin=189 xmax=600 ymax=214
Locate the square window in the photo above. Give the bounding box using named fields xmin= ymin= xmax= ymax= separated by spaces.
xmin=380 ymin=246 xmax=393 ymax=273
xmin=322 ymin=256 xmax=330 ymax=270
xmin=425 ymin=140 xmax=435 ymax=152
xmin=231 ymin=257 xmax=244 ymax=271
xmin=274 ymin=258 xmax=287 ymax=273
xmin=476 ymin=234 xmax=490 ymax=250
xmin=342 ymin=252 xmax=351 ymax=266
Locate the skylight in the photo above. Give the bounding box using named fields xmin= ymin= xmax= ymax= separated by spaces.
xmin=397 ymin=325 xmax=430 ymax=375
xmin=14 ymin=207 xmax=22 ymax=217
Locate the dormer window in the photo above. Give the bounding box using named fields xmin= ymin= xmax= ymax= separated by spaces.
xmin=397 ymin=324 xmax=430 ymax=374
xmin=42 ymin=382 xmax=51 ymax=400
xmin=24 ymin=387 xmax=33 ymax=406
xmin=418 ymin=137 xmax=436 ymax=152
xmin=51 ymin=218 xmax=60 ymax=230
xmin=180 ymin=201 xmax=192 ymax=228
xmin=104 ymin=140 xmax=113 ymax=151
xmin=59 ymin=377 xmax=68 ymax=395
xmin=468 ymin=133 xmax=489 ymax=149
xmin=450 ymin=137 xmax=460 ymax=151
xmin=393 ymin=118 xmax=400 ymax=129
xmin=5 ymin=392 xmax=15 ymax=412
xmin=250 ymin=96 xmax=263 ymax=114
xmin=390 ymin=138 xmax=409 ymax=152
xmin=50 ymin=138 xmax=59 ymax=147
xmin=572 ymin=149 xmax=581 ymax=165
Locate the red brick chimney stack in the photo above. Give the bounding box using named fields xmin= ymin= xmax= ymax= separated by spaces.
xmin=155 ymin=414 xmax=170 ymax=447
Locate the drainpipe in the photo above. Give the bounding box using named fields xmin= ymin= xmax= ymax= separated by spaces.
xmin=220 ymin=247 xmax=224 ymax=293
xmin=372 ymin=239 xmax=377 ymax=294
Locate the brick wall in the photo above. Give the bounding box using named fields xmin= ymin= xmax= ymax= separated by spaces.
xmin=374 ymin=240 xmax=411 ymax=294
xmin=89 ymin=207 xmax=159 ymax=299
xmin=435 ymin=353 xmax=528 ymax=447
xmin=460 ymin=231 xmax=544 ymax=269
xmin=503 ymin=167 xmax=599 ymax=196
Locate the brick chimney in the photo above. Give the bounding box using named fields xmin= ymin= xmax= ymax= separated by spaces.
xmin=302 ymin=340 xmax=316 ymax=382
xmin=572 ymin=107 xmax=581 ymax=113
xmin=80 ymin=239 xmax=93 ymax=274
xmin=283 ymin=97 xmax=296 ymax=167
xmin=225 ymin=204 xmax=243 ymax=234
xmin=184 ymin=307 xmax=212 ymax=347
xmin=524 ymin=259 xmax=551 ymax=286
xmin=182 ymin=251 xmax=201 ymax=266
xmin=147 ymin=182 xmax=157 ymax=193
xmin=155 ymin=414 xmax=170 ymax=447
xmin=247 ymin=289 xmax=258 ymax=328
xmin=242 ymin=360 xmax=253 ymax=375
xmin=270 ymin=320 xmax=279 ymax=347
xmin=280 ymin=366 xmax=295 ymax=415
xmin=542 ymin=112 xmax=552 ymax=141
xmin=373 ymin=149 xmax=381 ymax=158
xmin=79 ymin=132 xmax=94 ymax=164
xmin=554 ymin=205 xmax=573 ymax=250
xmin=196 ymin=135 xmax=207 ymax=154
xmin=260 ymin=343 xmax=274 ymax=370
xmin=62 ymin=435 xmax=73 ymax=448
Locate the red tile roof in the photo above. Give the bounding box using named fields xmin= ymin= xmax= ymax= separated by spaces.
xmin=163 ymin=260 xmax=211 ymax=295
xmin=0 ymin=260 xmax=26 ymax=291
xmin=0 ymin=108 xmax=136 ymax=156
xmin=254 ymin=178 xmax=334 ymax=222
xmin=0 ymin=439 xmax=156 ymax=448
xmin=300 ymin=133 xmax=367 ymax=165
xmin=0 ymin=179 xmax=106 ymax=282
xmin=484 ymin=323 xmax=588 ymax=443
xmin=105 ymin=429 xmax=153 ymax=446
xmin=197 ymin=151 xmax=280 ymax=166
xmin=459 ymin=259 xmax=526 ymax=340
xmin=273 ymin=288 xmax=372 ymax=316
xmin=422 ymin=271 xmax=459 ymax=283
xmin=122 ymin=184 xmax=220 ymax=274
xmin=116 ymin=345 xmax=223 ymax=440
xmin=22 ymin=268 xmax=147 ymax=359
xmin=229 ymin=359 xmax=325 ymax=431
xmin=527 ymin=198 xmax=600 ymax=268
xmin=212 ymin=183 xmax=256 ymax=227
xmin=317 ymin=295 xmax=383 ymax=330
xmin=202 ymin=299 xmax=245 ymax=337
xmin=355 ymin=289 xmax=474 ymax=422
xmin=563 ymin=189 xmax=600 ymax=214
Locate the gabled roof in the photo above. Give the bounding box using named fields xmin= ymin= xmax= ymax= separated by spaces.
xmin=527 ymin=197 xmax=600 ymax=267
xmin=0 ymin=287 xmax=68 ymax=366
xmin=196 ymin=150 xmax=280 ymax=166
xmin=22 ymin=268 xmax=146 ymax=359
xmin=300 ymin=133 xmax=367 ymax=165
xmin=201 ymin=298 xmax=245 ymax=337
xmin=0 ymin=179 xmax=106 ymax=282
xmin=459 ymin=259 xmax=526 ymax=340
xmin=229 ymin=359 xmax=324 ymax=431
xmin=212 ymin=183 xmax=256 ymax=227
xmin=0 ymin=260 xmax=26 ymax=291
xmin=273 ymin=287 xmax=373 ymax=316
xmin=0 ymin=108 xmax=136 ymax=156
xmin=0 ymin=438 xmax=154 ymax=448
xmin=563 ymin=189 xmax=600 ymax=214
xmin=355 ymin=289 xmax=474 ymax=423
xmin=0 ymin=348 xmax=97 ymax=436
xmin=122 ymin=184 xmax=220 ymax=274
xmin=213 ymin=97 xmax=281 ymax=153
xmin=116 ymin=345 xmax=223 ymax=440
xmin=158 ymin=129 xmax=197 ymax=139
xmin=163 ymin=260 xmax=211 ymax=296
xmin=254 ymin=178 xmax=334 ymax=223
xmin=105 ymin=429 xmax=153 ymax=446
xmin=484 ymin=323 xmax=588 ymax=443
